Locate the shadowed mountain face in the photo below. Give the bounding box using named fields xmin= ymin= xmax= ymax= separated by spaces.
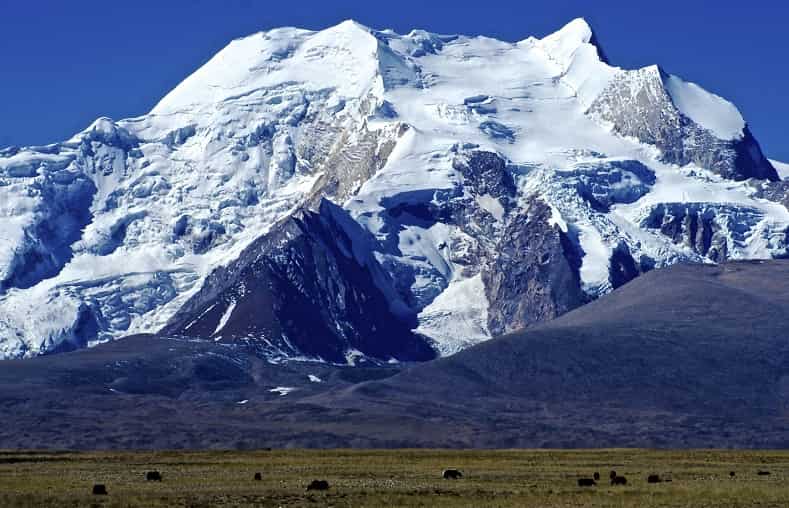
xmin=0 ymin=261 xmax=788 ymax=449
xmin=161 ymin=199 xmax=436 ymax=364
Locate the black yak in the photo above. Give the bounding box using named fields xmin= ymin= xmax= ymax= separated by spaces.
xmin=306 ymin=480 xmax=330 ymax=491
xmin=611 ymin=475 xmax=627 ymax=486
xmin=146 ymin=471 xmax=162 ymax=481
xmin=443 ymin=469 xmax=463 ymax=479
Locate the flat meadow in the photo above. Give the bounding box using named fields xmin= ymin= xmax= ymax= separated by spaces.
xmin=1 ymin=449 xmax=788 ymax=507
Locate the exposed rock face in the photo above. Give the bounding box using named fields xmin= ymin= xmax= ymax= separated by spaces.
xmin=453 ymin=150 xmax=517 ymax=199
xmin=755 ymin=180 xmax=789 ymax=209
xmin=358 ymin=148 xmax=517 ymax=312
xmin=608 ymin=242 xmax=649 ymax=289
xmin=639 ymin=203 xmax=769 ymax=262
xmin=556 ymin=159 xmax=655 ymax=211
xmin=483 ymin=198 xmax=586 ymax=336
xmin=164 ymin=199 xmax=435 ymax=363
xmin=588 ymin=67 xmax=778 ymax=182
xmin=310 ymin=122 xmax=408 ymax=206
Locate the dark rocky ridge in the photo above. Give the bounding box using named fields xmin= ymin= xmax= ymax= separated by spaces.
xmin=164 ymin=199 xmax=434 ymax=363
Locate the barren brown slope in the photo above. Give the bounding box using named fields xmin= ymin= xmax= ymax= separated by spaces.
xmin=317 ymin=260 xmax=789 ymax=447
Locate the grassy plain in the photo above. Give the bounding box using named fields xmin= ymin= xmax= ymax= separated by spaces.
xmin=0 ymin=449 xmax=787 ymax=507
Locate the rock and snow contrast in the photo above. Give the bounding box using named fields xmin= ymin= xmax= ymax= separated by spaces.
xmin=770 ymin=159 xmax=789 ymax=180
xmin=1 ymin=18 xmax=787 ymax=360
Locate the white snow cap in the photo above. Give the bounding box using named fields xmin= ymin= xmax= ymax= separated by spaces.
xmin=537 ymin=18 xmax=614 ymax=107
xmin=664 ymin=74 xmax=745 ymax=140
xmin=151 ymin=19 xmax=380 ymax=114
xmin=540 ymin=18 xmax=598 ymax=64
xmin=543 ymin=17 xmax=595 ymax=45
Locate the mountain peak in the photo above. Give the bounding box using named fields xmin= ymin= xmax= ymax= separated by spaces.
xmin=552 ymin=17 xmax=595 ymax=44
xmin=541 ymin=17 xmax=609 ymax=65
xmin=151 ymin=18 xmax=382 ymax=114
xmin=329 ymin=19 xmax=372 ymax=34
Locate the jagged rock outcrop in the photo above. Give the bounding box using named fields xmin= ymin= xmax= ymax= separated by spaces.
xmin=556 ymin=159 xmax=655 ymax=211
xmin=639 ymin=203 xmax=770 ymax=262
xmin=588 ymin=67 xmax=778 ymax=182
xmin=483 ymin=198 xmax=586 ymax=335
xmin=163 ymin=199 xmax=435 ymax=363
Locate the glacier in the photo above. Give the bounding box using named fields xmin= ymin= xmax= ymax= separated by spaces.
xmin=0 ymin=18 xmax=787 ymax=360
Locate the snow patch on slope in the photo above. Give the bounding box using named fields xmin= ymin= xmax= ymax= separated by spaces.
xmin=664 ymin=74 xmax=745 ymax=140
xmin=269 ymin=386 xmax=297 ymax=396
xmin=213 ymin=300 xmax=236 ymax=336
xmin=416 ymin=274 xmax=490 ymax=356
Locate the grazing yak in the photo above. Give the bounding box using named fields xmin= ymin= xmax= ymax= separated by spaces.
xmin=306 ymin=480 xmax=330 ymax=491
xmin=577 ymin=478 xmax=596 ymax=487
xmin=443 ymin=469 xmax=463 ymax=479
xmin=611 ymin=475 xmax=627 ymax=486
xmin=593 ymin=472 xmax=600 ymax=481
xmin=146 ymin=471 xmax=162 ymax=481
xmin=92 ymin=484 xmax=108 ymax=495
xmin=758 ymin=471 xmax=771 ymax=476
xmin=647 ymin=474 xmax=662 ymax=483
xmin=254 ymin=472 xmax=262 ymax=481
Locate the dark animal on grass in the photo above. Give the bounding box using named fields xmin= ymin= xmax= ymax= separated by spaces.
xmin=611 ymin=475 xmax=627 ymax=486
xmin=609 ymin=470 xmax=617 ymax=480
xmin=254 ymin=472 xmax=262 ymax=481
xmin=443 ymin=469 xmax=463 ymax=479
xmin=146 ymin=471 xmax=162 ymax=481
xmin=577 ymin=478 xmax=596 ymax=487
xmin=647 ymin=474 xmax=661 ymax=483
xmin=593 ymin=472 xmax=600 ymax=481
xmin=92 ymin=484 xmax=108 ymax=495
xmin=306 ymin=480 xmax=330 ymax=491
xmin=758 ymin=471 xmax=771 ymax=476
xmin=730 ymin=471 xmax=736 ymax=478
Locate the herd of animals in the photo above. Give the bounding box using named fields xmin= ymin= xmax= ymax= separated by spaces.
xmin=574 ymin=469 xmax=773 ymax=487
xmin=577 ymin=470 xmax=652 ymax=487
xmin=89 ymin=467 xmax=774 ymax=496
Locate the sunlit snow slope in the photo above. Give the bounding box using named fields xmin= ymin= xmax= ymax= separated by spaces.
xmin=0 ymin=18 xmax=786 ymax=359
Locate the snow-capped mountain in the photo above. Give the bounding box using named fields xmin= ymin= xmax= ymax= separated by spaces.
xmin=1 ymin=18 xmax=786 ymax=360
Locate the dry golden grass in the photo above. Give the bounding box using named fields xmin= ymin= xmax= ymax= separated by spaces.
xmin=0 ymin=449 xmax=788 ymax=507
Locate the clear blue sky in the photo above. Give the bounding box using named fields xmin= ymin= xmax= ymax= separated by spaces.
xmin=2 ymin=0 xmax=787 ymax=160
